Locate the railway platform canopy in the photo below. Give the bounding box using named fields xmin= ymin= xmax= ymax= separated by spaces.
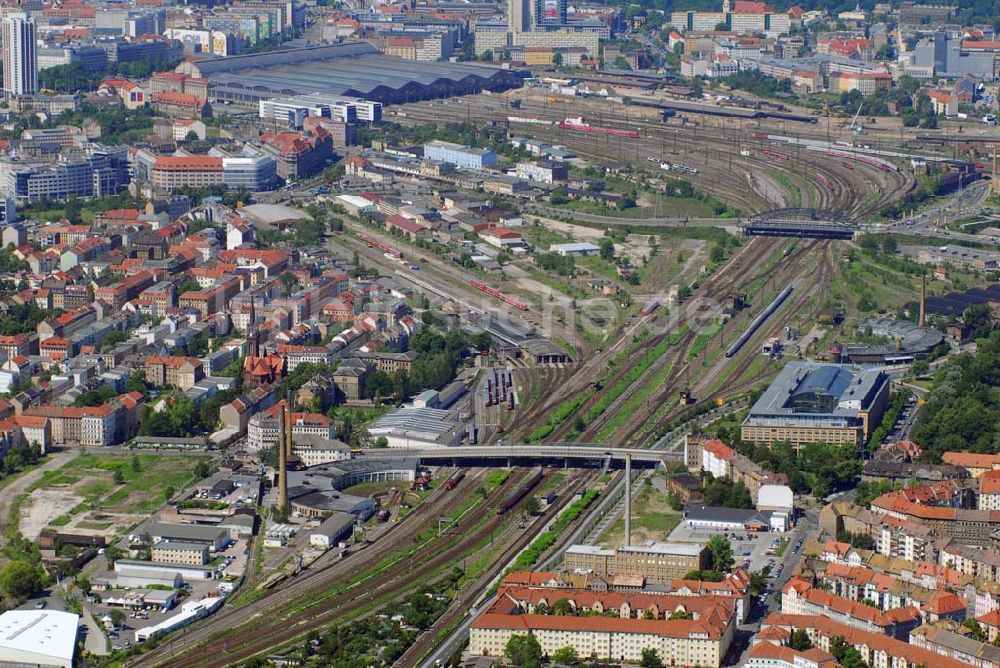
xmin=354 ymin=444 xmax=681 ymax=469
xmin=741 ymin=208 xmax=857 ymax=240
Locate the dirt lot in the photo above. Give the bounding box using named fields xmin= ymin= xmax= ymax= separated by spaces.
xmin=20 ymin=488 xmax=82 ymax=541
xmin=18 ymin=453 xmax=210 ymax=541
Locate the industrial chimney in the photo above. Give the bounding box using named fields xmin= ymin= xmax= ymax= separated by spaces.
xmin=284 ymin=400 xmax=294 ymax=460
xmin=624 ymin=453 xmax=632 ymax=547
xmin=277 ymin=403 xmax=288 ymax=512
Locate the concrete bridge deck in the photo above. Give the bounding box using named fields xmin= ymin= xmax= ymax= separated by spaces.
xmin=356 ymin=443 xmax=681 ymax=469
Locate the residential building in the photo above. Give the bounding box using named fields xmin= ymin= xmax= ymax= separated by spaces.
xmin=3 ymin=14 xmax=37 ymax=98
xmin=145 ymin=356 xmax=205 ymax=391
xmin=246 ymin=402 xmax=336 ymax=451
xmin=469 ymin=581 xmax=735 ymax=665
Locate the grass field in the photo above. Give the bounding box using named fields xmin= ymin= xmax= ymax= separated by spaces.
xmin=45 ymin=453 xmax=209 ymax=515
xmin=599 ymin=482 xmax=681 ymax=547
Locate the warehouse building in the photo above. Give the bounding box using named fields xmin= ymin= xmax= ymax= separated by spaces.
xmin=309 ymin=511 xmax=356 ymax=548
xmin=741 ymin=362 xmax=890 ymax=448
xmin=175 ymin=42 xmax=525 ymax=106
xmin=0 ymin=610 xmax=78 ymax=668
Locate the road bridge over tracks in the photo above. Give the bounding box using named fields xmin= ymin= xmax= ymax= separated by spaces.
xmin=741 ymin=208 xmax=857 ymax=240
xmin=355 ymin=444 xmax=681 ymax=469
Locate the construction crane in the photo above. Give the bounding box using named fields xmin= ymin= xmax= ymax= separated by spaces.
xmin=850 ymin=101 xmax=865 ymax=136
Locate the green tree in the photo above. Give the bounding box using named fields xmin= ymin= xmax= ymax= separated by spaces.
xmin=551 ymin=646 xmax=578 ymax=665
xmin=523 ymin=496 xmax=540 ymax=516
xmin=0 ymin=561 xmax=42 ymax=599
xmin=109 ymin=608 xmax=127 ymax=629
xmin=112 ymin=469 xmax=125 ymax=484
xmin=749 ymin=568 xmax=768 ymax=597
xmin=790 ymin=629 xmax=813 ymax=651
xmin=706 ymin=535 xmax=734 ymax=572
xmin=504 ymin=633 xmax=542 ymax=668
xmin=599 ymin=237 xmax=615 ymax=261
xmin=551 ymin=52 xmax=563 ymax=67
xmin=101 ymin=330 xmax=128 ymax=350
xmin=131 ymin=455 xmax=141 ymax=472
xmin=63 ymin=197 xmax=83 ymax=224
xmin=551 ymin=598 xmax=574 ymax=616
xmin=640 ymin=648 xmax=664 ymax=668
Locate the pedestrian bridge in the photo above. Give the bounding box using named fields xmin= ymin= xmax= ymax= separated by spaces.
xmin=355 ymin=443 xmax=681 ymax=469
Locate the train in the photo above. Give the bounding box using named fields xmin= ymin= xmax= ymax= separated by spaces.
xmin=497 ymin=467 xmax=544 ymax=514
xmin=640 ymin=300 xmax=660 ymax=316
xmin=358 ymin=234 xmax=404 ymax=260
xmin=443 ymin=470 xmax=465 ymax=490
xmin=558 ymin=116 xmax=640 ymax=139
xmin=469 ymin=280 xmax=528 ymax=311
xmin=507 ymin=116 xmax=555 ymax=125
xmin=815 ymin=174 xmax=831 ymax=189
xmin=724 ymin=285 xmax=794 ymax=358
xmin=822 ymin=149 xmax=896 ymax=172
xmin=762 ymin=150 xmax=790 ymax=161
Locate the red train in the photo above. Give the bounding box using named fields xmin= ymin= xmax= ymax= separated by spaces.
xmin=358 ymin=234 xmax=403 ymax=259
xmin=815 ymin=174 xmax=831 ymax=188
xmin=497 ymin=467 xmax=543 ymax=514
xmin=762 ymin=150 xmax=790 ymax=161
xmin=469 ymin=280 xmax=528 ymax=311
xmin=443 ymin=470 xmax=465 ymax=490
xmin=753 ymin=132 xmax=769 ymax=139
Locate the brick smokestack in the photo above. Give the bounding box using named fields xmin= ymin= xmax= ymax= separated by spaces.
xmin=277 ymin=403 xmax=288 ymax=511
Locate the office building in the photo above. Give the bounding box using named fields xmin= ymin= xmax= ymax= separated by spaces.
xmin=423 ymin=140 xmax=497 ymax=170
xmin=2 ymin=14 xmax=36 ymax=98
xmin=741 ymin=362 xmax=890 ymax=447
xmin=563 ymin=542 xmax=708 ymax=584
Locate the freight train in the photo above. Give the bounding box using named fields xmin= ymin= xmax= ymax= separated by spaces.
xmin=497 ymin=467 xmax=544 ymax=514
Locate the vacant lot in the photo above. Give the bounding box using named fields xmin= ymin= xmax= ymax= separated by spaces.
xmin=599 ymin=481 xmax=681 ymax=548
xmin=18 ymin=453 xmax=211 ymax=539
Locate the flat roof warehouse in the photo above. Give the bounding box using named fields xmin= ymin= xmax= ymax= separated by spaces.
xmin=178 ymin=42 xmax=527 ymax=105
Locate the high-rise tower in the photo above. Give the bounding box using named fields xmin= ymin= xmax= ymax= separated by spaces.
xmin=2 ymin=13 xmax=37 ymax=98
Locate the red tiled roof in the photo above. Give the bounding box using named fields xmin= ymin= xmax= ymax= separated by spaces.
xmin=152 ymin=156 xmax=223 ymax=172
xmin=703 ymin=438 xmax=736 ymax=460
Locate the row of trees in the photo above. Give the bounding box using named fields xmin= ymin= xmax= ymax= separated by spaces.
xmin=38 ymin=57 xmax=182 ymax=94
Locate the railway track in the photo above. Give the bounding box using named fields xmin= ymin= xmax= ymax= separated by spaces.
xmin=398 ymin=97 xmax=912 ymax=219
xmin=128 ymin=469 xmax=492 ymax=668
xmin=594 ymin=239 xmax=823 ymax=446
xmin=626 ymin=240 xmax=837 ymax=446
xmin=392 ymin=473 xmax=591 ymax=667
xmin=520 ymin=235 xmax=783 ymax=443
xmin=134 ymin=469 xmax=540 ymax=668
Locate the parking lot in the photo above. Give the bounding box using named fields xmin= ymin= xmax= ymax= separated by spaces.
xmin=667 ymin=522 xmax=800 ymax=576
